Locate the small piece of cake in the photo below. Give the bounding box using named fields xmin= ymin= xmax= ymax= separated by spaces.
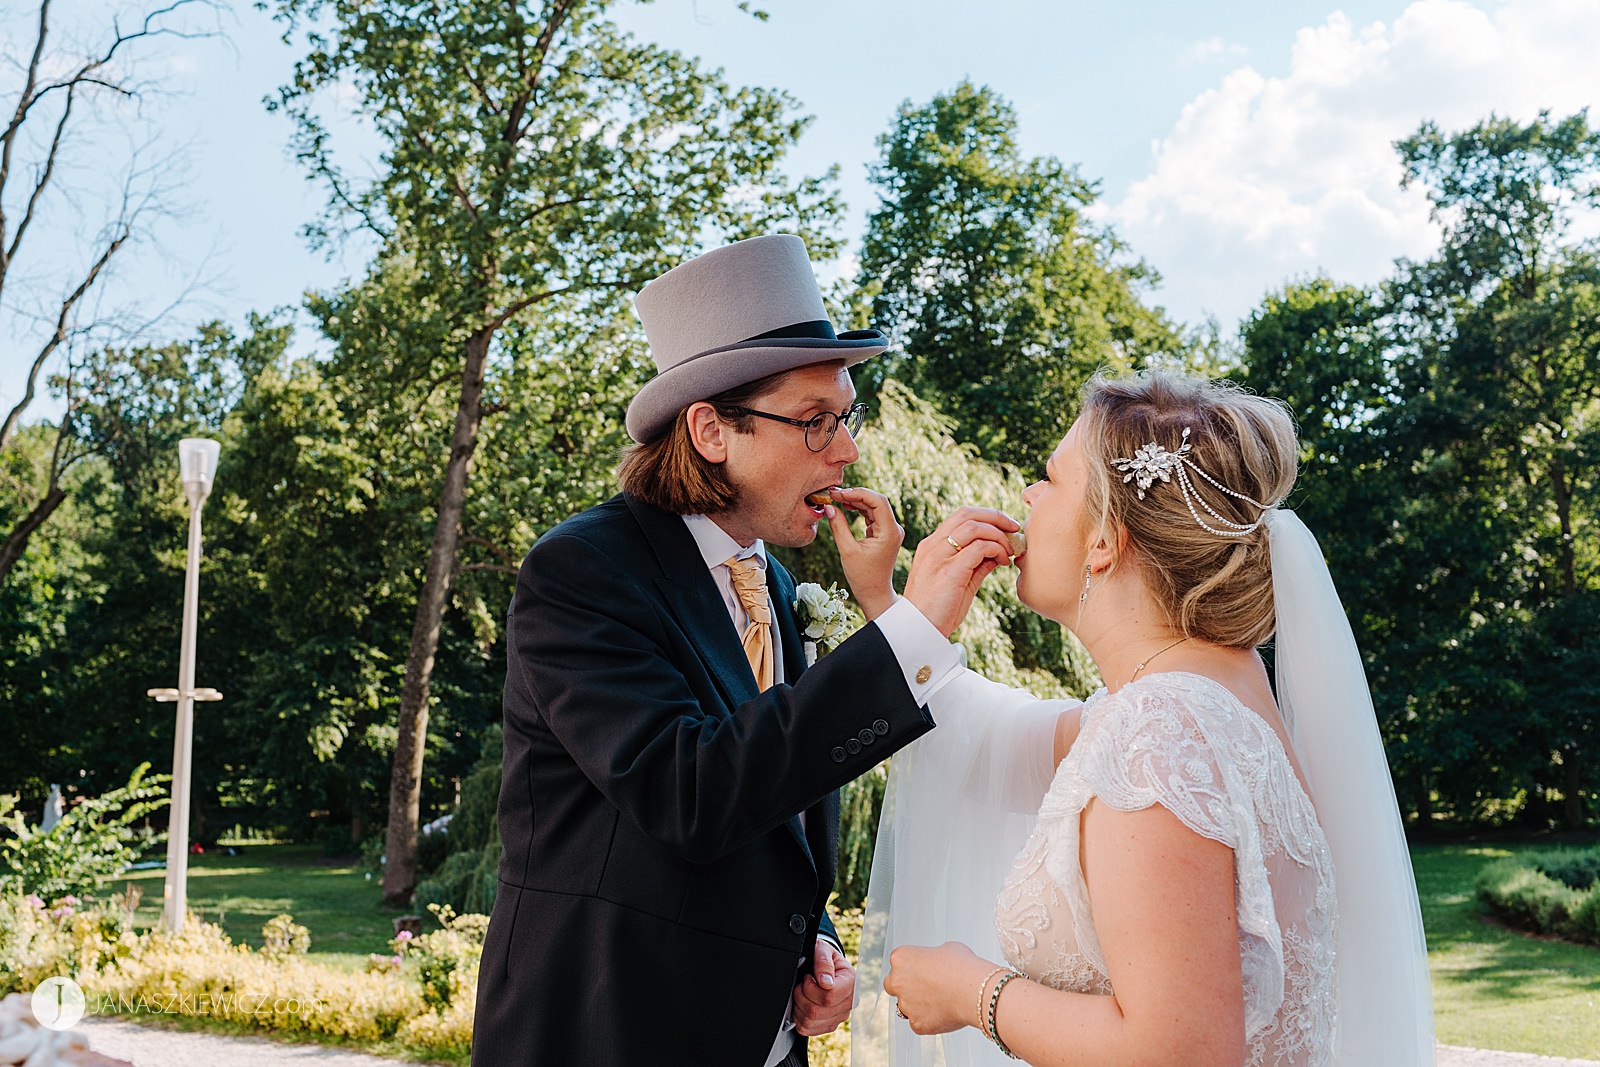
xmin=1006 ymin=529 xmax=1027 ymax=557
xmin=805 ymin=487 xmax=840 ymax=508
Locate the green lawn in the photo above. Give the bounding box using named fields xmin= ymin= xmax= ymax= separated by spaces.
xmin=1416 ymin=842 xmax=1600 ymax=1059
xmin=110 ymin=841 xmax=1600 ymax=1058
xmin=116 ymin=843 xmax=407 ymax=967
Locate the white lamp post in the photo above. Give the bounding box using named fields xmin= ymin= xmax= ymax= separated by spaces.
xmin=148 ymin=438 xmax=223 ymax=934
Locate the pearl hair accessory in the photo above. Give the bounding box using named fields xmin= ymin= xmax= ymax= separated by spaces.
xmin=1111 ymin=426 xmax=1276 ymax=537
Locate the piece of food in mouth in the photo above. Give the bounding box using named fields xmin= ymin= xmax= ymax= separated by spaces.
xmin=805 ymin=487 xmax=841 ymax=508
xmin=1006 ymin=529 xmax=1027 ymax=557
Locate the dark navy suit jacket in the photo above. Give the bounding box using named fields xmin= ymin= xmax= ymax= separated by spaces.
xmin=472 ymin=494 xmax=934 ymax=1066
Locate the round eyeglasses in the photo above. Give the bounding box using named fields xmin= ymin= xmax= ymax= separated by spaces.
xmin=724 ymin=402 xmax=868 ymax=452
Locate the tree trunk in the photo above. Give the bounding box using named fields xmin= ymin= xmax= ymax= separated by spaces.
xmin=0 ymin=483 xmax=67 ymax=583
xmin=1415 ymin=780 xmax=1433 ymax=826
xmin=1548 ymin=453 xmax=1577 ymax=597
xmin=1563 ymin=748 xmax=1584 ymax=831
xmin=347 ymin=700 xmax=370 ymax=847
xmin=381 ymin=327 xmax=493 ymax=906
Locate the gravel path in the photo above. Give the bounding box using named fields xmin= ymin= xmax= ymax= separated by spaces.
xmin=69 ymin=1016 xmax=1600 ymax=1067
xmin=73 ymin=1017 xmax=424 ymax=1066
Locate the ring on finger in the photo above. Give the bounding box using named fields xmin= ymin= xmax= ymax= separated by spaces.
xmin=945 ymin=535 xmax=964 ymax=553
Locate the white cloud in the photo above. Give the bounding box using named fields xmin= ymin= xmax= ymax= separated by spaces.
xmin=1179 ymin=36 xmax=1250 ymax=68
xmin=1103 ymin=0 xmax=1600 ymax=331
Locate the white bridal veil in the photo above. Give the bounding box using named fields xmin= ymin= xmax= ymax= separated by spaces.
xmin=853 ymin=510 xmax=1434 ymax=1066
xmin=1267 ymin=509 xmax=1434 ymax=1065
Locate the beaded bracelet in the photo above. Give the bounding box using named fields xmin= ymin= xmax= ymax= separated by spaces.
xmin=985 ymin=970 xmax=1023 ymax=1059
xmin=975 ymin=966 xmax=1008 ymax=1034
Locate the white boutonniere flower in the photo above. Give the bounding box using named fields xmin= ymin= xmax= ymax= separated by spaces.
xmin=793 ymin=582 xmax=855 ymax=665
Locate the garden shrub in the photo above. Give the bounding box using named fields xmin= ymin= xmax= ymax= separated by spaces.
xmin=415 ymin=843 xmax=499 ymax=916
xmin=415 ymin=740 xmax=503 ymax=914
xmin=1573 ymin=886 xmax=1600 ymax=944
xmin=0 ymin=765 xmax=169 ymax=899
xmin=259 ymin=914 xmax=311 ymax=958
xmin=1477 ymin=846 xmax=1600 ymax=946
xmin=0 ymin=893 xmax=138 ymax=992
xmin=0 ymin=891 xmax=478 ymax=1060
xmin=443 ymin=742 xmax=501 ymax=855
xmin=1536 ymin=848 xmax=1600 ymax=891
xmin=392 ymin=904 xmax=486 ymax=1012
xmin=415 ymin=822 xmax=454 ymax=876
xmin=836 ymin=770 xmax=885 ymax=912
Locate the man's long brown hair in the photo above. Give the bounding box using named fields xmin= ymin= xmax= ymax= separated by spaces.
xmin=618 ymin=370 xmax=791 ymax=515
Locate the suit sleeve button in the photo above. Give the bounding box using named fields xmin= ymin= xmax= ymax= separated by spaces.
xmin=789 ymin=914 xmax=808 ymax=935
xmin=830 ymin=746 xmax=847 ymax=763
xmin=859 ymin=728 xmax=876 ymax=746
xmin=873 ymin=718 xmax=890 ymax=735
xmin=846 ymin=738 xmax=861 ymax=755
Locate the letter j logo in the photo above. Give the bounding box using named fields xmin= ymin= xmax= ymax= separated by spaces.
xmin=31 ymin=976 xmax=87 ymax=1030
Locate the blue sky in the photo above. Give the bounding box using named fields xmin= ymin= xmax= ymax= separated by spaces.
xmin=4 ymin=0 xmax=1599 ymax=420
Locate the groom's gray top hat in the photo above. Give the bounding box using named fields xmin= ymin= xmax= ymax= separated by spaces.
xmin=626 ymin=234 xmax=887 ymax=443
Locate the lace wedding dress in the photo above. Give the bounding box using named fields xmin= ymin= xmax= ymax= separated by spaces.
xmin=994 ymin=672 xmax=1336 ymax=1066
xmin=855 ymin=512 xmax=1433 ymax=1067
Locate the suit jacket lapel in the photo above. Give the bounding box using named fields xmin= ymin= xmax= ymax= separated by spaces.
xmin=766 ymin=559 xmax=807 ymax=683
xmin=764 ymin=557 xmax=819 ymax=865
xmin=626 ymin=496 xmax=760 ymax=712
xmin=624 ymin=496 xmax=821 ymax=871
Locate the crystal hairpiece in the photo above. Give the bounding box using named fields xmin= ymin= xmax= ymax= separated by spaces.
xmin=1110 ymin=426 xmax=1275 ymax=537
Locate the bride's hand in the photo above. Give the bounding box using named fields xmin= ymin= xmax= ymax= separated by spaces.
xmin=883 ymin=941 xmax=993 ymax=1036
xmin=826 ymin=486 xmax=904 ymax=620
xmin=904 ymin=508 xmax=1021 ymax=636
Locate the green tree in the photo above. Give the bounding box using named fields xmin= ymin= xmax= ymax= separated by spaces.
xmin=209 ymin=344 xmax=426 ymax=845
xmin=1238 ymin=279 xmax=1453 ymax=818
xmin=1238 ymin=112 xmax=1600 ymax=831
xmin=0 ymin=320 xmax=281 ymax=847
xmin=271 ymin=0 xmax=845 ymax=902
xmin=1394 ymin=110 xmax=1600 ymax=829
xmin=858 ymin=81 xmax=1183 ymax=471
xmin=1398 ymin=110 xmax=1600 ymax=602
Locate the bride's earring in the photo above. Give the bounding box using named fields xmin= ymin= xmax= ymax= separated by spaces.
xmin=1075 ymin=564 xmax=1092 ymax=629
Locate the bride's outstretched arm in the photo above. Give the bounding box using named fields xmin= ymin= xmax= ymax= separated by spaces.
xmin=856 ymin=670 xmax=1078 ymax=1066
xmin=883 ymin=801 xmax=1246 ymax=1067
xmin=925 ymin=669 xmax=1073 ymax=813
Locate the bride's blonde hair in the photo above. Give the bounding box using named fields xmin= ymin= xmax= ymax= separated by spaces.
xmin=1077 ymin=370 xmax=1298 ymax=648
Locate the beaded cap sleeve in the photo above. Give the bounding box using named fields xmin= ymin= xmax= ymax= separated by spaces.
xmin=994 ymin=672 xmax=1338 ymax=1066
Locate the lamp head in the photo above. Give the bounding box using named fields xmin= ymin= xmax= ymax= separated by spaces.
xmin=179 ymin=438 xmax=221 ymax=504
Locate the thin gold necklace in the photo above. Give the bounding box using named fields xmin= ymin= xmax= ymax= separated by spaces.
xmin=1126 ymin=636 xmax=1189 ymax=687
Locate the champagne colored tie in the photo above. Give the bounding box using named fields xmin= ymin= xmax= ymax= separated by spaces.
xmin=725 ymin=555 xmax=775 ymax=691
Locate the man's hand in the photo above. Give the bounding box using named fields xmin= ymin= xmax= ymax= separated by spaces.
xmin=792 ymin=937 xmax=857 ymax=1037
xmin=826 ymin=487 xmax=904 ymax=620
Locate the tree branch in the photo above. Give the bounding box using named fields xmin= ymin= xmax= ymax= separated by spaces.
xmin=489 ymin=272 xmax=652 ymax=331
xmin=3 ymin=84 xmax=77 ymax=284
xmin=457 ymin=533 xmax=520 ymax=576
xmin=0 ymin=483 xmax=67 ymax=583
xmin=0 ymin=222 xmax=129 ymax=451
xmin=459 ymin=561 xmax=519 ymax=576
xmin=510 ymin=0 xmax=578 ymax=140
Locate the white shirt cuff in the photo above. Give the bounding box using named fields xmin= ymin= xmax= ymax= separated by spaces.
xmin=871 ymin=598 xmax=964 ymax=706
